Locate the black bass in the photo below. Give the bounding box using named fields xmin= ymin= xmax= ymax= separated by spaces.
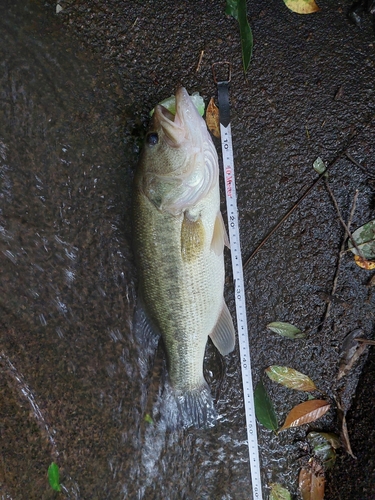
xmin=132 ymin=87 xmax=235 ymax=428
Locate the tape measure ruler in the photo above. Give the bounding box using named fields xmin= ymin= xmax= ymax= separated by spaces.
xmin=213 ymin=62 xmax=263 ymax=500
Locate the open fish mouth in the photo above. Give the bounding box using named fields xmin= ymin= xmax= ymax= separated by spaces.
xmin=152 ymin=87 xmax=203 ymax=149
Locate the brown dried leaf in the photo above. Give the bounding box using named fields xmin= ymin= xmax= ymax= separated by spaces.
xmin=337 ymin=343 xmax=367 ymax=379
xmin=337 ymin=329 xmax=368 ymax=380
xmin=299 ymin=459 xmax=325 ymax=500
xmin=266 ymin=365 xmax=317 ymax=391
xmin=205 ymin=97 xmax=220 ymax=138
xmin=278 ymin=400 xmax=330 ymax=432
xmin=336 ymin=397 xmax=356 ymax=459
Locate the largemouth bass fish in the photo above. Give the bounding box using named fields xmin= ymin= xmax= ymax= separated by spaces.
xmin=132 ymin=87 xmax=235 ymax=428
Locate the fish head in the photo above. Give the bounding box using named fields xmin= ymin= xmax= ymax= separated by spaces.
xmin=138 ymin=87 xmax=218 ymax=215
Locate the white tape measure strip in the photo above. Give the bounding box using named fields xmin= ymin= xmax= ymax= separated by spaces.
xmin=215 ymin=70 xmax=263 ymax=499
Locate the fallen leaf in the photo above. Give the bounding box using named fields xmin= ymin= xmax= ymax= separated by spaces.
xmin=353 ymin=255 xmax=375 ymax=270
xmin=337 ymin=329 xmax=368 ymax=380
xmin=336 ymin=397 xmax=356 ymax=459
xmin=144 ymin=413 xmax=154 ymax=424
xmin=48 ymin=462 xmax=61 ymax=492
xmin=267 ymin=321 xmax=306 ymax=339
xmin=348 ymin=219 xmax=375 ymax=260
xmin=254 ymin=379 xmax=278 ymax=431
xmin=266 ymin=366 xmax=317 ymax=391
xmin=316 ymin=432 xmax=341 ymax=450
xmin=205 ymin=98 xmax=220 ymax=138
xmin=299 ymin=459 xmax=325 ymax=500
xmin=150 ymin=92 xmax=205 ymax=117
xmin=334 ymin=85 xmax=344 ymax=100
xmin=313 ymin=157 xmax=326 ymax=175
xmin=307 ymin=431 xmax=339 ymax=469
xmin=269 ymin=482 xmax=291 ymax=500
xmin=226 ymin=0 xmax=253 ymax=73
xmin=278 ymin=400 xmax=330 ymax=432
xmin=283 ymin=0 xmax=320 ymax=15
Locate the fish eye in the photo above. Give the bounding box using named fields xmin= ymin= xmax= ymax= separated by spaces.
xmin=146 ymin=132 xmax=159 ymax=146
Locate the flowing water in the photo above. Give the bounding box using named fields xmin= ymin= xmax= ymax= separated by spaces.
xmin=0 ymin=2 xmax=254 ymax=498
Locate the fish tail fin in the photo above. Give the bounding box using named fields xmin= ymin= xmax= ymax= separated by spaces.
xmin=161 ymin=382 xmax=217 ymax=429
xmin=177 ymin=385 xmax=217 ymax=428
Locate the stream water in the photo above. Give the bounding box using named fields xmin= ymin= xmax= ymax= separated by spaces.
xmin=0 ymin=2 xmax=256 ymax=498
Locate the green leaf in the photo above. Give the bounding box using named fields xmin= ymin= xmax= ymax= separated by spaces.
xmin=150 ymin=92 xmax=205 ymax=117
xmin=237 ymin=0 xmax=253 ymax=73
xmin=225 ymin=0 xmax=253 ymax=73
xmin=307 ymin=431 xmax=339 ymax=469
xmin=269 ymin=482 xmax=292 ymax=500
xmin=48 ymin=462 xmax=61 ymax=492
xmin=254 ymin=379 xmax=278 ymax=431
xmin=144 ymin=413 xmax=154 ymax=424
xmin=348 ymin=219 xmax=375 ymax=260
xmin=266 ymin=366 xmax=317 ymax=391
xmin=225 ymin=0 xmax=238 ymax=19
xmin=313 ymin=157 xmax=326 ymax=175
xmin=267 ymin=321 xmax=306 ymax=339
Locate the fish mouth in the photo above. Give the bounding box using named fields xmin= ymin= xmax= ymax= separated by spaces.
xmin=153 ymin=87 xmax=202 ymax=148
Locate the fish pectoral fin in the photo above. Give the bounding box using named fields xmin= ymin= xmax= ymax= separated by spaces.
xmin=211 ymin=212 xmax=230 ymax=256
xmin=181 ymin=212 xmax=205 ymax=262
xmin=209 ymin=301 xmax=236 ymax=356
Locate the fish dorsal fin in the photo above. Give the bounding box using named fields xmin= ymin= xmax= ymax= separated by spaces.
xmin=209 ymin=301 xmax=236 ymax=356
xmin=181 ymin=212 xmax=205 ymax=262
xmin=211 ymin=211 xmax=230 ymax=256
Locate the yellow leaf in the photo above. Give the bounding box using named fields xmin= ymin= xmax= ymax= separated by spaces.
xmin=206 ymin=97 xmax=220 ymax=138
xmin=283 ymin=0 xmax=320 ymax=15
xmin=266 ymin=365 xmax=317 ymax=391
xmin=278 ymin=400 xmax=330 ymax=432
xmin=354 ymin=254 xmax=375 ymax=270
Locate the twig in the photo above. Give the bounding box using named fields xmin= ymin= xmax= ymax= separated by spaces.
xmin=196 ymin=50 xmax=204 ymax=72
xmin=324 ymin=180 xmax=364 ymax=259
xmin=243 ymin=118 xmax=375 ymax=270
xmin=243 ymin=148 xmax=352 ymax=270
xmin=354 ymin=338 xmax=375 ymax=345
xmin=318 ymin=190 xmax=359 ymax=332
xmin=346 ymin=152 xmax=375 ymax=179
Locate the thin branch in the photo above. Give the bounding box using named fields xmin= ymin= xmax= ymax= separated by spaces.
xmin=243 ymin=147 xmax=352 ymax=270
xmin=243 ymin=118 xmax=375 ymax=270
xmin=354 ymin=338 xmax=375 ymax=346
xmin=196 ymin=50 xmax=204 ymax=72
xmin=346 ymin=152 xmax=375 ymax=179
xmin=324 ymin=180 xmax=364 ymax=259
xmin=318 ymin=190 xmax=359 ymax=332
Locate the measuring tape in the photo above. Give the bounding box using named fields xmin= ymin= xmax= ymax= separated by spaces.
xmin=213 ymin=63 xmax=263 ymax=500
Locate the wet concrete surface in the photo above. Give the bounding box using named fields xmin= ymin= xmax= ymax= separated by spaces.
xmin=0 ymin=0 xmax=374 ymax=498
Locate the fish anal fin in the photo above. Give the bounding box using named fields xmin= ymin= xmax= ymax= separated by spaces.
xmin=181 ymin=212 xmax=205 ymax=262
xmin=211 ymin=211 xmax=230 ymax=256
xmin=209 ymin=301 xmax=236 ymax=356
